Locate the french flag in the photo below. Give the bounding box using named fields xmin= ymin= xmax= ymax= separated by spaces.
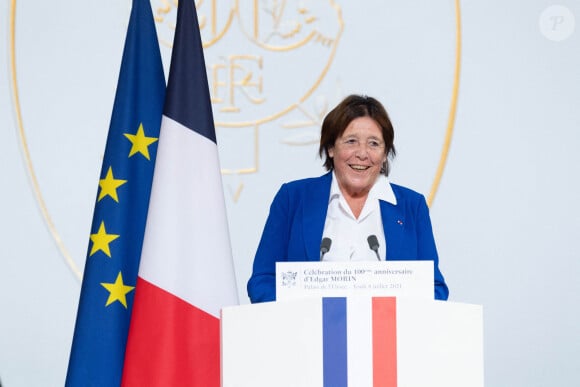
xmin=121 ymin=1 xmax=238 ymax=386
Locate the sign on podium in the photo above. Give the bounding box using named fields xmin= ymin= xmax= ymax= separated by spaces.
xmin=276 ymin=260 xmax=434 ymax=300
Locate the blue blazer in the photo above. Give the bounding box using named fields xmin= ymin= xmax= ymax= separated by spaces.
xmin=247 ymin=172 xmax=449 ymax=302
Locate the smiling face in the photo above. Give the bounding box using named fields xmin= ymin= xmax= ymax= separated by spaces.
xmin=328 ymin=116 xmax=387 ymax=199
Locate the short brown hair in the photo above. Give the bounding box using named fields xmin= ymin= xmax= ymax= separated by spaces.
xmin=319 ymin=95 xmax=396 ymax=175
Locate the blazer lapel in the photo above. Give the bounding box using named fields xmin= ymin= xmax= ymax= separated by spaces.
xmin=380 ymin=200 xmax=405 ymax=260
xmin=302 ymin=173 xmax=332 ymax=261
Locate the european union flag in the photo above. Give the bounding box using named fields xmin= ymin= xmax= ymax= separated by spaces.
xmin=65 ymin=0 xmax=165 ymax=385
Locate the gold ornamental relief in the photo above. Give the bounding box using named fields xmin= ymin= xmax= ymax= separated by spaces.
xmin=156 ymin=0 xmax=344 ymax=127
xmin=155 ymin=0 xmax=344 ymax=175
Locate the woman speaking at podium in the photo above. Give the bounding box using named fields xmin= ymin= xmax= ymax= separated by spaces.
xmin=247 ymin=95 xmax=449 ymax=302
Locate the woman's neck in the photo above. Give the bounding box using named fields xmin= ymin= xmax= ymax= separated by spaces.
xmin=343 ymin=193 xmax=368 ymax=219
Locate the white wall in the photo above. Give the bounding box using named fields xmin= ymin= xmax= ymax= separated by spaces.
xmin=1 ymin=1 xmax=579 ymax=386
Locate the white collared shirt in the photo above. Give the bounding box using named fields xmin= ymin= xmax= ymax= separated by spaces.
xmin=321 ymin=172 xmax=397 ymax=261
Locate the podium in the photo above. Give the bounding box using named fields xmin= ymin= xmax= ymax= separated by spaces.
xmin=221 ymin=297 xmax=483 ymax=387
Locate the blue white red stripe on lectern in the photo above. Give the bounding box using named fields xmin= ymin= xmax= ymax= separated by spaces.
xmin=321 ymin=297 xmax=398 ymax=387
xmin=322 ymin=297 xmax=348 ymax=387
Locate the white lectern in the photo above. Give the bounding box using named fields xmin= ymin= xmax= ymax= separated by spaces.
xmin=221 ymin=297 xmax=483 ymax=387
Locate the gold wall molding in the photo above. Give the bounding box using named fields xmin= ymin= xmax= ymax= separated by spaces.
xmin=9 ymin=0 xmax=82 ymax=280
xmin=428 ymin=0 xmax=462 ymax=207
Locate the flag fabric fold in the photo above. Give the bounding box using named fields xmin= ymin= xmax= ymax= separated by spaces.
xmin=66 ymin=0 xmax=165 ymax=385
xmin=121 ymin=0 xmax=239 ymax=385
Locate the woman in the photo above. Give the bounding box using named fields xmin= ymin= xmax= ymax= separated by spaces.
xmin=247 ymin=95 xmax=449 ymax=302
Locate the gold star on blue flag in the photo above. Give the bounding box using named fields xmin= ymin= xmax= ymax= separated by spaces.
xmin=65 ymin=0 xmax=165 ymax=385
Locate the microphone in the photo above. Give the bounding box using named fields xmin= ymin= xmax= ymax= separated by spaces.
xmin=320 ymin=237 xmax=332 ymax=261
xmin=367 ymin=235 xmax=381 ymax=261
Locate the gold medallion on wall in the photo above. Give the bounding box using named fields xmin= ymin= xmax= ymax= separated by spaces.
xmin=155 ymin=0 xmax=345 ymax=179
